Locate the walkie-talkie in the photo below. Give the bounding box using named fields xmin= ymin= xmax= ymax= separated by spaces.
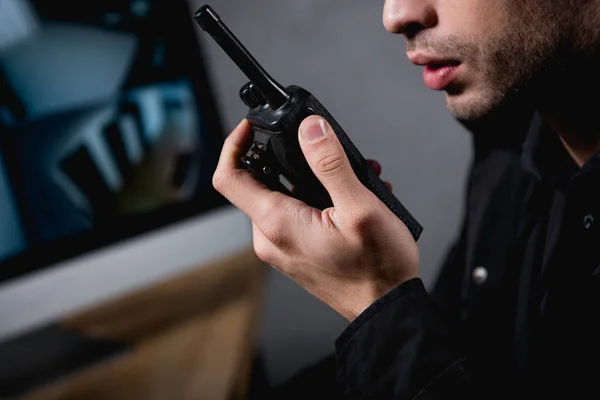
xmin=194 ymin=5 xmax=423 ymax=241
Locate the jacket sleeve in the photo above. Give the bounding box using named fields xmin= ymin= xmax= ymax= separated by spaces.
xmin=335 ymin=278 xmax=482 ymax=400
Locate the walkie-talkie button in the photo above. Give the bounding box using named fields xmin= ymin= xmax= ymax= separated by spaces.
xmin=240 ymin=82 xmax=267 ymax=108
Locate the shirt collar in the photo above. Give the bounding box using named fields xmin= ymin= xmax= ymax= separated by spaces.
xmin=520 ymin=112 xmax=600 ymax=187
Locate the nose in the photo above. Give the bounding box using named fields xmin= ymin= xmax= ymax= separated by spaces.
xmin=383 ymin=0 xmax=438 ymax=36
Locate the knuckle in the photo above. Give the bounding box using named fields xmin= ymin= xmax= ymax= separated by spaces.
xmin=261 ymin=218 xmax=290 ymax=249
xmin=253 ymin=239 xmax=275 ymax=265
xmin=212 ymin=171 xmax=224 ymax=192
xmin=257 ymin=200 xmax=289 ymax=248
xmin=212 ymin=170 xmax=227 ymax=192
xmin=315 ymin=153 xmax=345 ymax=178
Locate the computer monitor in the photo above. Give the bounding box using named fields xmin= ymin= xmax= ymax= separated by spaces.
xmin=0 ymin=0 xmax=250 ymax=340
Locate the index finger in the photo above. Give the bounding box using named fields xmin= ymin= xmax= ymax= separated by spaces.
xmin=218 ymin=119 xmax=253 ymax=170
xmin=213 ymin=119 xmax=301 ymax=228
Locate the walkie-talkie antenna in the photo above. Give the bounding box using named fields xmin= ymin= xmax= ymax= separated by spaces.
xmin=195 ymin=5 xmax=290 ymax=109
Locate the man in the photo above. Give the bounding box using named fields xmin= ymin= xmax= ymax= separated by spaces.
xmin=215 ymin=0 xmax=600 ymax=398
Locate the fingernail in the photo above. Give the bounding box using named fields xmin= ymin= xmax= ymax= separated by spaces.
xmin=302 ymin=118 xmax=328 ymax=143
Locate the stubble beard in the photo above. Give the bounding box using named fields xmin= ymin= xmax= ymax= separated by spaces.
xmin=446 ymin=1 xmax=568 ymax=123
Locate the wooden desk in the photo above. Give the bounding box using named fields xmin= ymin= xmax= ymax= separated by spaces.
xmin=16 ymin=249 xmax=266 ymax=400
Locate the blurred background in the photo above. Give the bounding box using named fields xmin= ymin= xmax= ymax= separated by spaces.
xmin=0 ymin=0 xmax=472 ymax=398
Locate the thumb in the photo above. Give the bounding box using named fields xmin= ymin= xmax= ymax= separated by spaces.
xmin=298 ymin=116 xmax=364 ymax=209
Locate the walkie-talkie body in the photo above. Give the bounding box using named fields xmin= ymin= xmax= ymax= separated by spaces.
xmin=194 ymin=5 xmax=423 ymax=241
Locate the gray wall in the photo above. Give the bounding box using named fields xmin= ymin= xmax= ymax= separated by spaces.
xmin=191 ymin=0 xmax=473 ymax=386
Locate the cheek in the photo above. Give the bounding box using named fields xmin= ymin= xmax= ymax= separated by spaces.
xmin=439 ymin=0 xmax=510 ymax=44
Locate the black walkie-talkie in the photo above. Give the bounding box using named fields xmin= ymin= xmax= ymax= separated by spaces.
xmin=194 ymin=5 xmax=423 ymax=241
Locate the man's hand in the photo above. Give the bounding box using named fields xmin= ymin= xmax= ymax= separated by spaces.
xmin=213 ymin=117 xmax=419 ymax=321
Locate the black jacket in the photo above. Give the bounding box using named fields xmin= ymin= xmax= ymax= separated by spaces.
xmin=335 ymin=114 xmax=600 ymax=399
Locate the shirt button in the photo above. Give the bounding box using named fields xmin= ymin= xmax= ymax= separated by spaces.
xmin=472 ymin=266 xmax=488 ymax=285
xmin=583 ymin=214 xmax=595 ymax=230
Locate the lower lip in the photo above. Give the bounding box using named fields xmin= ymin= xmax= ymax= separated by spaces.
xmin=423 ymin=64 xmax=461 ymax=90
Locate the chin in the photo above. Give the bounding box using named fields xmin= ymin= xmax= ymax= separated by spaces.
xmin=444 ymin=87 xmax=504 ymax=122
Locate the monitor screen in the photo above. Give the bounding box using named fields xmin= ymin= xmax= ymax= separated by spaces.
xmin=0 ymin=0 xmax=228 ymax=282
